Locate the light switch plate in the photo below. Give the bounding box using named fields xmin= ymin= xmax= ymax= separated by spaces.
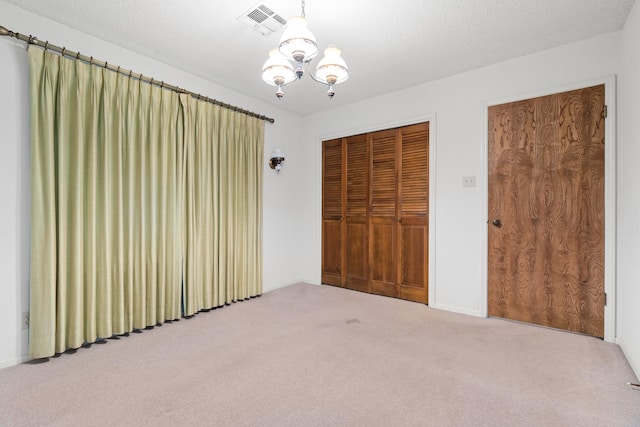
xmin=463 ymin=175 xmax=476 ymax=187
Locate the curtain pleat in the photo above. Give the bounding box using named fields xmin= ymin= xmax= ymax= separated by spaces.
xmin=29 ymin=47 xmax=264 ymax=358
xmin=29 ymin=48 xmax=59 ymax=357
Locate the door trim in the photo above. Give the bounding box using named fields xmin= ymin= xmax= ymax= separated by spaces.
xmin=480 ymin=75 xmax=617 ymax=342
xmin=315 ymin=113 xmax=437 ymax=306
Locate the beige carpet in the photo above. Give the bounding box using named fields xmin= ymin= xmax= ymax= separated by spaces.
xmin=0 ymin=283 xmax=638 ymax=426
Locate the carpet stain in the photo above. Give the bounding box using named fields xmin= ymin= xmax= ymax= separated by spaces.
xmin=345 ymin=318 xmax=360 ymax=325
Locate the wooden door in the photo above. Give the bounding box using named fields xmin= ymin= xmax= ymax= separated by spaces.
xmin=398 ymin=123 xmax=429 ymax=304
xmin=345 ymin=134 xmax=370 ymax=292
xmin=322 ymin=139 xmax=344 ymax=287
xmin=370 ymin=129 xmax=398 ymax=297
xmin=488 ymin=85 xmax=605 ymax=337
xmin=321 ymin=122 xmax=429 ymax=304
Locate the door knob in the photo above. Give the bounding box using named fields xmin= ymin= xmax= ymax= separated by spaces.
xmin=492 ymin=219 xmax=502 ymax=227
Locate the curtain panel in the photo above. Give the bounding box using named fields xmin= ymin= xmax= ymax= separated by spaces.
xmin=180 ymin=97 xmax=263 ymax=316
xmin=29 ymin=47 xmax=263 ymax=359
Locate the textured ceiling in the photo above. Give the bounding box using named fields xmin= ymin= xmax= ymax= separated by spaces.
xmin=2 ymin=0 xmax=635 ymax=116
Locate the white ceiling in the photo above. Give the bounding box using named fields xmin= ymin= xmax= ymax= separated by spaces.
xmin=2 ymin=0 xmax=635 ymax=116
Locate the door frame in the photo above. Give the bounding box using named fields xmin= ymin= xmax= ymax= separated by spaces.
xmin=480 ymin=75 xmax=617 ymax=342
xmin=316 ymin=113 xmax=437 ymax=306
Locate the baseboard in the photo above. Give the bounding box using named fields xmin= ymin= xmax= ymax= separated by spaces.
xmin=0 ymin=358 xmax=19 ymax=370
xmin=263 ymin=280 xmax=319 ymax=294
xmin=429 ymin=302 xmax=483 ymax=318
xmin=0 ymin=354 xmax=31 ymax=370
xmin=616 ymin=336 xmax=640 ymax=381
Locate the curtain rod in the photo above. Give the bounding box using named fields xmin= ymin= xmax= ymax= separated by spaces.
xmin=0 ymin=25 xmax=275 ymax=124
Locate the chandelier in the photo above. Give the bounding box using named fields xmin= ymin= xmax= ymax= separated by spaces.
xmin=261 ymin=0 xmax=349 ymax=99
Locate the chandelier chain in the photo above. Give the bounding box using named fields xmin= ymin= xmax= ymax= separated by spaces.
xmin=301 ymin=0 xmax=306 ymax=18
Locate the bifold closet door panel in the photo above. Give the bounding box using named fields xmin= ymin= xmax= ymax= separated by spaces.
xmin=345 ymin=134 xmax=370 ymax=292
xmin=322 ymin=139 xmax=344 ymax=286
xmin=398 ymin=123 xmax=429 ymax=304
xmin=370 ymin=129 xmax=398 ymax=297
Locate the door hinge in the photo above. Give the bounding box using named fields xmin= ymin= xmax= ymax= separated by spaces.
xmin=602 ymin=105 xmax=608 ymax=119
xmin=604 ymin=292 xmax=607 ymax=306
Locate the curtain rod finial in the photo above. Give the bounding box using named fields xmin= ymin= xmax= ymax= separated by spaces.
xmin=0 ymin=26 xmax=10 ymax=36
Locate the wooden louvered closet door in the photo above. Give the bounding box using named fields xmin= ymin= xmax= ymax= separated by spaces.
xmin=398 ymin=123 xmax=429 ymax=303
xmin=370 ymin=129 xmax=398 ymax=297
xmin=345 ymin=134 xmax=370 ymax=292
xmin=322 ymin=122 xmax=429 ymax=304
xmin=321 ymin=139 xmax=344 ymax=287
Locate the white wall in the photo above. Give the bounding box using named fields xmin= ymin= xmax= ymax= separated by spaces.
xmin=0 ymin=2 xmax=305 ymax=368
xmin=617 ymin=0 xmax=640 ymax=380
xmin=300 ymin=32 xmax=620 ymax=317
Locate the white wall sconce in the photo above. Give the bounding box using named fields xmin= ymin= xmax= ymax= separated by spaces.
xmin=269 ymin=149 xmax=285 ymax=173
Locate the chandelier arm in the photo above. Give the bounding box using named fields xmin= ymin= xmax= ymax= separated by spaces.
xmin=308 ymin=70 xmax=330 ymax=86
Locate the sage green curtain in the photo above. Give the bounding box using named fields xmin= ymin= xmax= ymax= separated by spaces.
xmin=29 ymin=47 xmax=263 ymax=358
xmin=180 ymin=96 xmax=263 ymax=315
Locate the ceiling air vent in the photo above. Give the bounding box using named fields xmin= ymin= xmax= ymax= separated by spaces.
xmin=238 ymin=3 xmax=287 ymax=35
